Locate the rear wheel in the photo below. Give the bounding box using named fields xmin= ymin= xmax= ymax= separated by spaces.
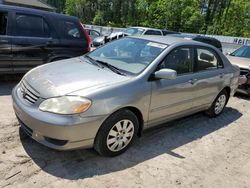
xmin=94 ymin=109 xmax=139 ymax=157
xmin=206 ymin=90 xmax=229 ymax=117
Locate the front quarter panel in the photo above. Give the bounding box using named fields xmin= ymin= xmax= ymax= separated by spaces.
xmin=71 ymin=78 xmax=152 ymax=122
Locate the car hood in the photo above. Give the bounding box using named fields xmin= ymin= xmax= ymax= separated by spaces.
xmin=227 ymin=55 xmax=250 ymax=69
xmin=93 ymin=36 xmax=105 ymax=42
xmin=23 ymin=57 xmax=130 ymax=98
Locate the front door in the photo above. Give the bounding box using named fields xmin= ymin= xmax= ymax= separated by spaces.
xmin=0 ymin=11 xmax=12 ymax=73
xmin=149 ymin=47 xmax=198 ymax=125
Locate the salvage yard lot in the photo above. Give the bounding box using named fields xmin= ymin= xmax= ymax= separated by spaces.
xmin=0 ymin=76 xmax=250 ymax=188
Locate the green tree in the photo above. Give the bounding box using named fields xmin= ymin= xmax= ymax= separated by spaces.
xmin=51 ymin=0 xmax=250 ymax=37
xmin=43 ymin=0 xmax=66 ymax=13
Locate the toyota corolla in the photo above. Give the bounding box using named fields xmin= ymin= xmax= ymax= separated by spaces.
xmin=12 ymin=36 xmax=239 ymax=157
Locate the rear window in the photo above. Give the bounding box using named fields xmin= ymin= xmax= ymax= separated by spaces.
xmin=15 ymin=14 xmax=50 ymax=38
xmin=196 ymin=48 xmax=223 ymax=72
xmin=144 ymin=30 xmax=162 ymax=35
xmin=195 ymin=37 xmax=222 ymax=49
xmin=61 ymin=20 xmax=83 ymax=39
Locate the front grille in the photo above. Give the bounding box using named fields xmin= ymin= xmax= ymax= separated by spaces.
xmin=240 ymin=68 xmax=250 ymax=77
xmin=20 ymin=80 xmax=40 ymax=104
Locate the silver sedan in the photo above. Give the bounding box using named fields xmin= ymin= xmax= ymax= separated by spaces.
xmin=12 ymin=36 xmax=239 ymax=157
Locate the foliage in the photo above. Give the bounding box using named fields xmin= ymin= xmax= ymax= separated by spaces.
xmin=48 ymin=0 xmax=249 ymax=37
xmin=42 ymin=0 xmax=66 ymax=13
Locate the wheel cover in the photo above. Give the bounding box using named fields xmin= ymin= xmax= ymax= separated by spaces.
xmin=214 ymin=94 xmax=226 ymax=114
xmin=106 ymin=119 xmax=134 ymax=152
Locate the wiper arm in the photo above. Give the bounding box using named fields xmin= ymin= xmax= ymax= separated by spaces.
xmin=95 ymin=60 xmax=127 ymax=76
xmin=84 ymin=55 xmax=103 ymax=68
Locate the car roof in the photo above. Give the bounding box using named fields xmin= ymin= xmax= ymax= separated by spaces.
xmin=0 ymin=4 xmax=78 ymax=20
xmin=129 ymin=27 xmax=162 ymax=31
xmin=130 ymin=35 xmax=204 ymax=46
xmin=169 ymin=34 xmax=196 ymax=39
xmin=170 ymin=33 xmax=220 ymax=41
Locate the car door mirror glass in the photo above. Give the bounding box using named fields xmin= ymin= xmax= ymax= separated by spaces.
xmin=154 ymin=68 xmax=177 ymax=80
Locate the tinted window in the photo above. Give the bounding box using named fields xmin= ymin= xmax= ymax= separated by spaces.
xmin=196 ymin=48 xmax=223 ymax=71
xmin=123 ymin=28 xmax=145 ymax=35
xmin=0 ymin=12 xmax=8 ymax=35
xmin=144 ymin=30 xmax=162 ymax=35
xmin=90 ymin=30 xmax=100 ymax=37
xmin=160 ymin=47 xmax=193 ymax=75
xmin=63 ymin=21 xmax=81 ymax=39
xmin=231 ymin=46 xmax=250 ymax=58
xmin=16 ymin=14 xmax=50 ymax=38
xmin=194 ymin=37 xmax=222 ymax=50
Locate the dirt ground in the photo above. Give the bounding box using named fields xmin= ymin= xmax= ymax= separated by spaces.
xmin=0 ymin=76 xmax=250 ymax=188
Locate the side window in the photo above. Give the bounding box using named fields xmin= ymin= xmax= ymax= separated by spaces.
xmin=160 ymin=47 xmax=194 ymax=75
xmin=16 ymin=14 xmax=50 ymax=38
xmin=90 ymin=30 xmax=100 ymax=37
xmin=196 ymin=48 xmax=223 ymax=72
xmin=63 ymin=21 xmax=81 ymax=39
xmin=145 ymin=30 xmax=162 ymax=35
xmin=0 ymin=11 xmax=8 ymax=35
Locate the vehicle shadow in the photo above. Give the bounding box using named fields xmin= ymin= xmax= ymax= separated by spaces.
xmin=20 ymin=106 xmax=242 ymax=180
xmin=234 ymin=93 xmax=250 ymax=101
xmin=0 ymin=74 xmax=24 ymax=96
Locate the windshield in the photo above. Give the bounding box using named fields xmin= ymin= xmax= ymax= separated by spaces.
xmin=231 ymin=46 xmax=250 ymax=58
xmin=87 ymin=38 xmax=167 ymax=74
xmin=123 ymin=28 xmax=145 ymax=36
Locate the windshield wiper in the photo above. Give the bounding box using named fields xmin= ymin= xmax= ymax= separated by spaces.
xmin=95 ymin=59 xmax=127 ymax=76
xmin=84 ymin=56 xmax=126 ymax=76
xmin=84 ymin=55 xmax=103 ymax=68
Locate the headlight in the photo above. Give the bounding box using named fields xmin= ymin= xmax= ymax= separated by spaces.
xmin=39 ymin=96 xmax=92 ymax=115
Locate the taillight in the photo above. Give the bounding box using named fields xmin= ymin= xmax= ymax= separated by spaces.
xmin=80 ymin=22 xmax=91 ymax=52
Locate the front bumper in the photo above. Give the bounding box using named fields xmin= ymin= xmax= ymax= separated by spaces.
xmin=237 ymin=68 xmax=250 ymax=95
xmin=12 ymin=85 xmax=107 ymax=150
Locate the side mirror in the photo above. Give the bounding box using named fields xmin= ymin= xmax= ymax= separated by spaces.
xmin=154 ymin=68 xmax=177 ymax=80
xmin=225 ymin=51 xmax=231 ymax=55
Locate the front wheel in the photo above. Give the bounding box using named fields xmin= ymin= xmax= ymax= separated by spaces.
xmin=206 ymin=90 xmax=229 ymax=117
xmin=94 ymin=109 xmax=139 ymax=157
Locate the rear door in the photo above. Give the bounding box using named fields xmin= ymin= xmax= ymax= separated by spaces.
xmin=191 ymin=47 xmax=226 ymax=107
xmin=0 ymin=10 xmax=12 ymax=73
xmin=12 ymin=12 xmax=54 ymax=72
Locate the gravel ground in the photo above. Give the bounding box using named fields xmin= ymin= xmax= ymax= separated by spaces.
xmin=0 ymin=76 xmax=250 ymax=188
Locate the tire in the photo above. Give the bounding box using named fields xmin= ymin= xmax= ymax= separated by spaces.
xmin=94 ymin=109 xmax=139 ymax=157
xmin=206 ymin=90 xmax=229 ymax=118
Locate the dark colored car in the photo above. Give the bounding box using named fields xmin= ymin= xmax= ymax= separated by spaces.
xmin=161 ymin=30 xmax=180 ymax=35
xmin=170 ymin=34 xmax=223 ymax=51
xmin=0 ymin=5 xmax=91 ymax=74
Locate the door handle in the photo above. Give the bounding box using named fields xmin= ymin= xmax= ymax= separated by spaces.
xmin=188 ymin=78 xmax=198 ymax=84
